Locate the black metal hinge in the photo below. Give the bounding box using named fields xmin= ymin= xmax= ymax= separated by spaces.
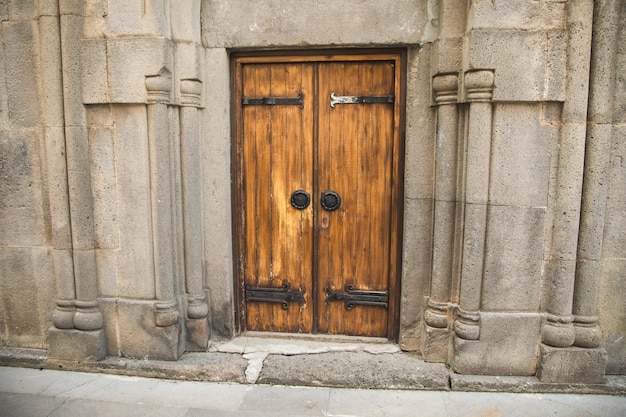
xmin=245 ymin=282 xmax=305 ymax=309
xmin=242 ymin=93 xmax=304 ymax=108
xmin=325 ymin=284 xmax=389 ymax=310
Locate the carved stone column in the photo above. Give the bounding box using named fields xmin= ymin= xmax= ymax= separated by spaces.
xmin=538 ymin=0 xmax=607 ymax=384
xmin=454 ymin=70 xmax=495 ymax=343
xmin=145 ymin=69 xmax=180 ymax=329
xmin=423 ymin=73 xmax=459 ymax=361
xmin=180 ymin=79 xmax=210 ymax=350
xmin=48 ymin=4 xmax=105 ymax=361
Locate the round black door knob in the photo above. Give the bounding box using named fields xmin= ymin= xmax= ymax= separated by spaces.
xmin=290 ymin=190 xmax=311 ymax=210
xmin=321 ymin=190 xmax=341 ymax=211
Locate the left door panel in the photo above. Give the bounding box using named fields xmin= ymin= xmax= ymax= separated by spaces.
xmin=241 ymin=63 xmax=315 ymax=333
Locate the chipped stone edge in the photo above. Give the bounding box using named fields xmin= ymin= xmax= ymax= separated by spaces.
xmin=0 ymin=346 xmax=624 ymax=395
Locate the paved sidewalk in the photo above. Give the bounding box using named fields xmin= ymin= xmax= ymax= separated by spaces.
xmin=1 ymin=366 xmax=625 ymax=417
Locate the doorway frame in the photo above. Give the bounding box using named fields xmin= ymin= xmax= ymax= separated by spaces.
xmin=230 ymin=49 xmax=407 ymax=340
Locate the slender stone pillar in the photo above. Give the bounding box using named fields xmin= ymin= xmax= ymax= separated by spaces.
xmin=423 ymin=73 xmax=459 ymax=361
xmin=573 ymin=0 xmax=619 ymax=351
xmin=145 ymin=69 xmax=180 ymax=328
xmin=180 ymin=79 xmax=210 ymax=350
xmin=49 ymin=3 xmax=106 ymax=361
xmin=454 ymin=70 xmax=494 ymax=342
xmin=538 ymin=0 xmax=607 ymax=384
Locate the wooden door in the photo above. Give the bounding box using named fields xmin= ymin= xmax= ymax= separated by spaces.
xmin=234 ymin=52 xmax=403 ymax=339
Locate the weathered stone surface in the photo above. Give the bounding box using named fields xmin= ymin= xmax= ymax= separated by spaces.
xmin=400 ymin=198 xmax=433 ymax=351
xmin=114 ymin=299 xmax=181 ymax=361
xmin=111 ymin=105 xmax=154 ymax=299
xmin=107 ymin=37 xmax=174 ymax=104
xmin=538 ymin=345 xmax=607 ymax=384
xmin=598 ymin=258 xmax=626 ymax=375
xmin=467 ymin=30 xmax=566 ymax=102
xmin=483 ymin=206 xmax=544 ymax=311
xmin=454 ymin=313 xmax=541 ymax=376
xmin=3 ymin=21 xmax=40 ymax=128
xmin=202 ymin=48 xmax=234 ymax=341
xmin=469 ymin=0 xmax=566 ymax=31
xmin=202 ymin=0 xmax=428 ymax=48
xmin=0 ymin=248 xmax=54 ymax=349
xmin=0 ymin=130 xmax=46 ymax=246
xmin=489 ymin=103 xmax=554 ymax=207
xmin=405 ymin=46 xmax=435 ymax=200
xmin=259 ymin=352 xmax=450 ymax=390
xmin=48 ymin=328 xmax=106 ymax=361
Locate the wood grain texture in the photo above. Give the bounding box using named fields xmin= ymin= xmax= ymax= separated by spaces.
xmin=236 ymin=52 xmax=403 ymax=338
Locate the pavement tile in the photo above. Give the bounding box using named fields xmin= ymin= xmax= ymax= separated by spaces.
xmin=327 ymin=388 xmax=448 ymax=417
xmin=538 ymin=393 xmax=626 ymax=417
xmin=0 ymin=367 xmax=101 ymax=396
xmin=0 ymin=392 xmax=67 ymax=417
xmin=239 ymin=385 xmax=330 ymax=415
xmin=441 ymin=391 xmax=550 ymax=417
xmin=49 ymin=397 xmax=189 ymax=417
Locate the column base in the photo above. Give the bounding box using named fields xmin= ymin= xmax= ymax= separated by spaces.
xmin=422 ymin=325 xmax=450 ymax=362
xmin=185 ymin=317 xmax=210 ymax=352
xmin=48 ymin=328 xmax=106 ymax=361
xmin=537 ymin=344 xmax=607 ymax=383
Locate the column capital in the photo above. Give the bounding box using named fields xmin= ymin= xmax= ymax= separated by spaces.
xmin=465 ymin=70 xmax=495 ymax=102
xmin=180 ymin=79 xmax=203 ymax=107
xmin=145 ymin=67 xmax=172 ymax=104
xmin=432 ymin=73 xmax=459 ymax=105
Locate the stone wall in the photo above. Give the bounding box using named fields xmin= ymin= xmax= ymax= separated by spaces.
xmin=0 ymin=0 xmax=623 ymax=383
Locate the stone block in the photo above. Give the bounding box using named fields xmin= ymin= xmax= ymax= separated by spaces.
xmin=467 ymin=30 xmax=566 ymax=102
xmin=400 ymin=198 xmax=433 ymax=347
xmin=38 ymin=16 xmax=65 ymax=126
xmin=7 ymin=0 xmax=38 ymax=20
xmin=105 ymin=0 xmax=169 ymax=37
xmin=489 ymin=103 xmax=554 ymax=207
xmin=115 ymin=299 xmax=182 ymax=360
xmin=81 ymin=39 xmax=108 ymax=104
xmin=0 ymin=1 xmax=7 ymax=20
xmin=111 ymin=105 xmax=155 ymax=299
xmin=0 ymin=129 xmax=46 ymax=246
xmin=107 ymin=37 xmax=174 ymax=104
xmin=538 ymin=345 xmax=607 ymax=383
xmin=431 ymin=36 xmax=463 ymax=75
xmin=3 ymin=20 xmax=41 ymax=128
xmin=95 ymin=249 xmax=117 ymax=297
xmin=598 ymin=258 xmax=626 ymax=375
xmin=88 ymin=115 xmax=117 ymax=249
xmin=43 ymin=126 xmax=71 ymax=248
xmin=453 ymin=312 xmax=541 ymax=376
xmin=201 ymin=0 xmax=426 ymax=48
xmin=171 ymin=0 xmax=201 ymax=42
xmin=603 ymin=125 xmax=626 ymax=259
xmin=469 ymin=0 xmax=566 ymax=31
xmin=405 ymin=46 xmax=435 ymax=200
xmin=186 ymin=317 xmax=210 ymax=352
xmin=48 ymin=328 xmax=106 ymax=361
xmin=0 ymin=247 xmax=54 ymax=349
xmin=482 ymin=205 xmax=545 ymax=311
xmin=422 ymin=325 xmax=450 ymax=362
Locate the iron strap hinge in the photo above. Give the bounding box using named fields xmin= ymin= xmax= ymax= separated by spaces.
xmin=330 ymin=92 xmax=394 ymax=108
xmin=245 ymin=282 xmax=305 ymax=309
xmin=325 ymin=284 xmax=389 ymax=310
xmin=242 ymin=93 xmax=304 ymax=108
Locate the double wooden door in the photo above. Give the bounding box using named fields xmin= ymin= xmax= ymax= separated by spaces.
xmin=234 ymin=52 xmax=404 ymax=339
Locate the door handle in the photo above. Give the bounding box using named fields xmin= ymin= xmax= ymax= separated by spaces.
xmin=321 ymin=190 xmax=341 ymax=211
xmin=290 ymin=189 xmax=311 ymax=210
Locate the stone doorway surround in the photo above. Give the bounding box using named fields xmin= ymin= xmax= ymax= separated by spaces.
xmin=1 ymin=0 xmax=623 ymax=387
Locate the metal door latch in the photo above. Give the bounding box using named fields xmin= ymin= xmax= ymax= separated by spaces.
xmin=245 ymin=282 xmax=305 ymax=309
xmin=330 ymin=92 xmax=394 ymax=108
xmin=325 ymin=284 xmax=389 ymax=310
xmin=242 ymin=93 xmax=304 ymax=108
